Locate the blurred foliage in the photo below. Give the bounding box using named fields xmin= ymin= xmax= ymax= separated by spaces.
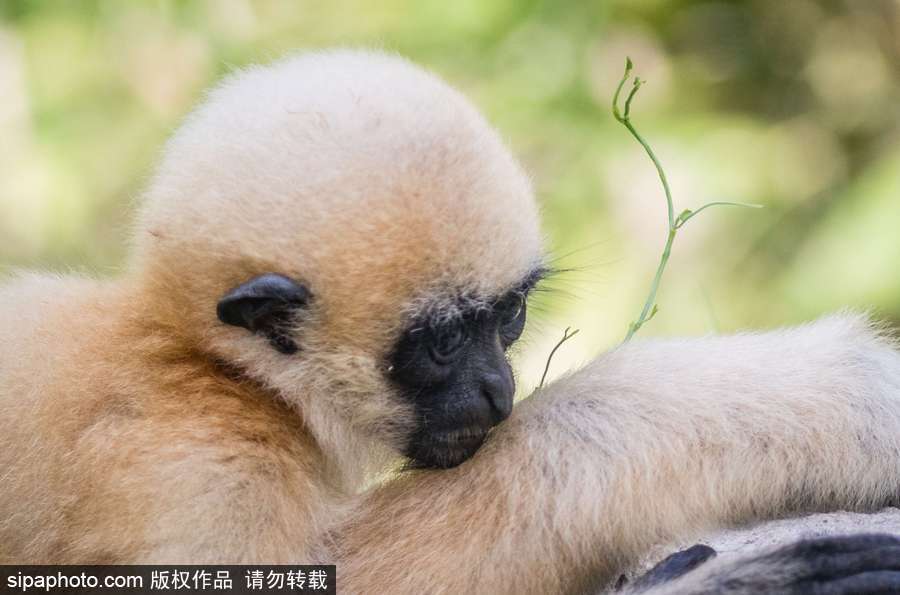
xmin=1 ymin=0 xmax=899 ymax=389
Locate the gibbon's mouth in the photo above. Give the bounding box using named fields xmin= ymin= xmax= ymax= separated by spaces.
xmin=405 ymin=427 xmax=488 ymax=469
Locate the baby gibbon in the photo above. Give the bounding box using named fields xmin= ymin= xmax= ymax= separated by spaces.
xmin=1 ymin=49 xmax=900 ymax=594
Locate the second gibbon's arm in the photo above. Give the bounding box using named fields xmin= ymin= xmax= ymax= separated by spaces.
xmin=330 ymin=313 xmax=900 ymax=593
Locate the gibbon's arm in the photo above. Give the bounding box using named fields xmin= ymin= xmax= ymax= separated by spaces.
xmin=329 ymin=313 xmax=900 ymax=594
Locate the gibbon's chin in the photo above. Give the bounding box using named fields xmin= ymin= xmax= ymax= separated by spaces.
xmin=405 ymin=427 xmax=488 ymax=469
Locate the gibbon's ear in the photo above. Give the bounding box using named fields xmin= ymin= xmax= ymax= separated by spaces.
xmin=216 ymin=273 xmax=312 ymax=355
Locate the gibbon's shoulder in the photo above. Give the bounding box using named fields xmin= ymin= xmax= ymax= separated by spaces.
xmin=0 ymin=273 xmax=116 ymax=459
xmin=0 ymin=272 xmax=105 ymax=348
xmin=0 ymin=272 xmax=122 ymax=404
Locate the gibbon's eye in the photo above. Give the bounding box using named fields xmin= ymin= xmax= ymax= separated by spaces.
xmin=428 ymin=322 xmax=467 ymax=364
xmin=498 ymin=294 xmax=527 ymax=346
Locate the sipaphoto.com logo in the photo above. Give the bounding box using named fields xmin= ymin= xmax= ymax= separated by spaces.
xmin=1 ymin=565 xmax=335 ymax=594
xmin=5 ymin=569 xmax=141 ymax=592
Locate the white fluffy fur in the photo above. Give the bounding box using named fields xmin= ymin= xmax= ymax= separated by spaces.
xmin=333 ymin=312 xmax=900 ymax=592
xmin=1 ymin=49 xmax=899 ymax=594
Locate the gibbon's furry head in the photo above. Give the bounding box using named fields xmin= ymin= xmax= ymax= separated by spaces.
xmin=131 ymin=49 xmax=543 ymax=475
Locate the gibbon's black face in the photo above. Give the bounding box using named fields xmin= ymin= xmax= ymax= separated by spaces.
xmin=388 ymin=271 xmax=542 ymax=469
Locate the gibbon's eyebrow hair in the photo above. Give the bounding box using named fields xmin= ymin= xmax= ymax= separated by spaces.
xmin=481 ymin=264 xmax=550 ymax=308
xmin=463 ymin=264 xmax=549 ymax=307
xmin=512 ymin=265 xmax=548 ymax=296
xmin=415 ymin=265 xmax=548 ymax=329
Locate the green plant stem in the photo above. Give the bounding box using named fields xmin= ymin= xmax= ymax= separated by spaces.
xmin=613 ymin=57 xmax=761 ymax=343
xmin=623 ymin=228 xmax=673 ymax=342
xmin=619 ymin=120 xmax=676 ymax=230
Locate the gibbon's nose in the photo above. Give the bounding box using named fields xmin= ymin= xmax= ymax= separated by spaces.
xmin=481 ymin=371 xmax=514 ymax=425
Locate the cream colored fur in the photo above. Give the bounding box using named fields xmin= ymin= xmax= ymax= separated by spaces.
xmin=333 ymin=313 xmax=900 ymax=593
xmin=1 ymin=49 xmax=899 ymax=594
